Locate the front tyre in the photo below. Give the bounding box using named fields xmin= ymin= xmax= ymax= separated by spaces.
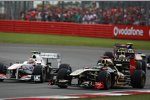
xmin=96 ymin=71 xmax=111 ymax=90
xmin=0 ymin=63 xmax=7 ymax=74
xmin=0 ymin=79 xmax=4 ymax=82
xmin=57 ymin=67 xmax=72 ymax=88
xmin=0 ymin=63 xmax=6 ymax=82
xmin=131 ymin=70 xmax=146 ymax=88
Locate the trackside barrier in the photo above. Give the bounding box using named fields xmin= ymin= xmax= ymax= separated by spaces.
xmin=0 ymin=20 xmax=149 ymax=40
xmin=113 ymin=25 xmax=150 ymax=40
xmin=0 ymin=20 xmax=113 ymax=38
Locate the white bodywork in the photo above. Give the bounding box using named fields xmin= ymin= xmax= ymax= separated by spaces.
xmin=1 ymin=51 xmax=62 ymax=81
xmin=70 ymin=68 xmax=99 ymax=76
xmin=8 ymin=64 xmax=24 ymax=70
xmin=9 ymin=52 xmax=61 ymax=70
xmin=147 ymin=63 xmax=150 ymax=69
xmin=135 ymin=54 xmax=143 ymax=60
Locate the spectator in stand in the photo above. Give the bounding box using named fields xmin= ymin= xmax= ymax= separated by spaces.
xmin=21 ymin=4 xmax=148 ymax=26
xmin=35 ymin=11 xmax=42 ymax=21
xmin=82 ymin=11 xmax=90 ymax=24
xmin=73 ymin=11 xmax=82 ymax=23
xmin=20 ymin=11 xmax=26 ymax=20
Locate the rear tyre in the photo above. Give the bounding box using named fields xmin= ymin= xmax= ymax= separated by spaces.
xmin=58 ymin=84 xmax=68 ymax=88
xmin=131 ymin=70 xmax=146 ymax=88
xmin=59 ymin=64 xmax=72 ymax=72
xmin=104 ymin=52 xmax=114 ymax=59
xmin=57 ymin=65 xmax=72 ymax=88
xmin=147 ymin=55 xmax=150 ymax=70
xmin=32 ymin=65 xmax=45 ymax=83
xmin=136 ymin=61 xmax=142 ymax=70
xmin=96 ymin=71 xmax=111 ymax=90
xmin=139 ymin=60 xmax=146 ymax=73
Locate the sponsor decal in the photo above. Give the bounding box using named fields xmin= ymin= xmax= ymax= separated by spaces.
xmin=95 ymin=82 xmax=104 ymax=89
xmin=114 ymin=26 xmax=144 ymax=36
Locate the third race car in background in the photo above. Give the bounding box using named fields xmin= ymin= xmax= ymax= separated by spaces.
xmin=147 ymin=55 xmax=150 ymax=69
xmin=49 ymin=43 xmax=147 ymax=90
xmin=0 ymin=51 xmax=70 ymax=83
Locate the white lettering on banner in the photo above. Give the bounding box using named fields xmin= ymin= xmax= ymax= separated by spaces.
xmin=149 ymin=29 xmax=150 ymax=36
xmin=114 ymin=26 xmax=144 ymax=36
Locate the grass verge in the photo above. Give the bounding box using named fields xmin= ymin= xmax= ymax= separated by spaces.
xmin=70 ymin=94 xmax=150 ymax=100
xmin=0 ymin=32 xmax=150 ymax=50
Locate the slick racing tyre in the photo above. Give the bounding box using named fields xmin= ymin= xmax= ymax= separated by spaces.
xmin=0 ymin=79 xmax=4 ymax=82
xmin=136 ymin=61 xmax=142 ymax=70
xmin=59 ymin=64 xmax=72 ymax=72
xmin=0 ymin=63 xmax=6 ymax=82
xmin=96 ymin=71 xmax=111 ymax=90
xmin=147 ymin=55 xmax=150 ymax=70
xmin=139 ymin=60 xmax=146 ymax=73
xmin=32 ymin=65 xmax=46 ymax=83
xmin=57 ymin=65 xmax=72 ymax=88
xmin=104 ymin=52 xmax=114 ymax=59
xmin=0 ymin=63 xmax=7 ymax=74
xmin=131 ymin=70 xmax=146 ymax=88
xmin=147 ymin=55 xmax=150 ymax=63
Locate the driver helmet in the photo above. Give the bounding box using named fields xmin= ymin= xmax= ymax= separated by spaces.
xmin=28 ymin=58 xmax=36 ymax=64
xmin=119 ymin=51 xmax=126 ymax=59
xmin=126 ymin=43 xmax=133 ymax=49
xmin=101 ymin=59 xmax=113 ymax=67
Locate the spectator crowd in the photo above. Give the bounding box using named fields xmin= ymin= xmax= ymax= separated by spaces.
xmin=20 ymin=5 xmax=149 ymax=25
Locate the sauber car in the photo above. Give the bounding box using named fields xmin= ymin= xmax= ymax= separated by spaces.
xmin=49 ymin=43 xmax=146 ymax=90
xmin=0 ymin=51 xmax=68 ymax=83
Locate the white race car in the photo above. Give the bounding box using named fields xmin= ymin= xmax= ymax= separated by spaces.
xmin=0 ymin=51 xmax=67 ymax=83
xmin=147 ymin=55 xmax=150 ymax=69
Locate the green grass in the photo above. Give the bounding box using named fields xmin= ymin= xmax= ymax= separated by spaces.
xmin=70 ymin=94 xmax=150 ymax=100
xmin=0 ymin=32 xmax=150 ymax=50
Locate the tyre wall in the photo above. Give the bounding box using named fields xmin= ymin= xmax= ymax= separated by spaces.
xmin=0 ymin=20 xmax=149 ymax=40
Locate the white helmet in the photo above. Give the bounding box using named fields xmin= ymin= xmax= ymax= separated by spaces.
xmin=28 ymin=58 xmax=36 ymax=64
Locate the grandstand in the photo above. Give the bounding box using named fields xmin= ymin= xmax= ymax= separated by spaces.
xmin=0 ymin=1 xmax=149 ymax=25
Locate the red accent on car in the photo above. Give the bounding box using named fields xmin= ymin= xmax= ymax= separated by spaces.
xmin=101 ymin=67 xmax=108 ymax=71
xmin=130 ymin=58 xmax=136 ymax=75
xmin=21 ymin=75 xmax=30 ymax=78
xmin=0 ymin=73 xmax=6 ymax=76
xmin=48 ymin=80 xmax=54 ymax=85
xmin=95 ymin=82 xmax=104 ymax=89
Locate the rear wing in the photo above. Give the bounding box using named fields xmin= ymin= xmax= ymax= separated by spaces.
xmin=40 ymin=53 xmax=61 ymax=68
xmin=40 ymin=53 xmax=61 ymax=59
xmin=31 ymin=51 xmax=61 ymax=59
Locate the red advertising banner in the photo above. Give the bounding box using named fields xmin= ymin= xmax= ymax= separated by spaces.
xmin=0 ymin=20 xmax=113 ymax=38
xmin=0 ymin=20 xmax=149 ymax=41
xmin=113 ymin=25 xmax=150 ymax=40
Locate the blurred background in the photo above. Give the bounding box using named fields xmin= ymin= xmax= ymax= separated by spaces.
xmin=0 ymin=1 xmax=149 ymax=25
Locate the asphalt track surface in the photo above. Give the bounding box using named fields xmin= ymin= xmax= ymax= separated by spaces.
xmin=0 ymin=43 xmax=150 ymax=99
